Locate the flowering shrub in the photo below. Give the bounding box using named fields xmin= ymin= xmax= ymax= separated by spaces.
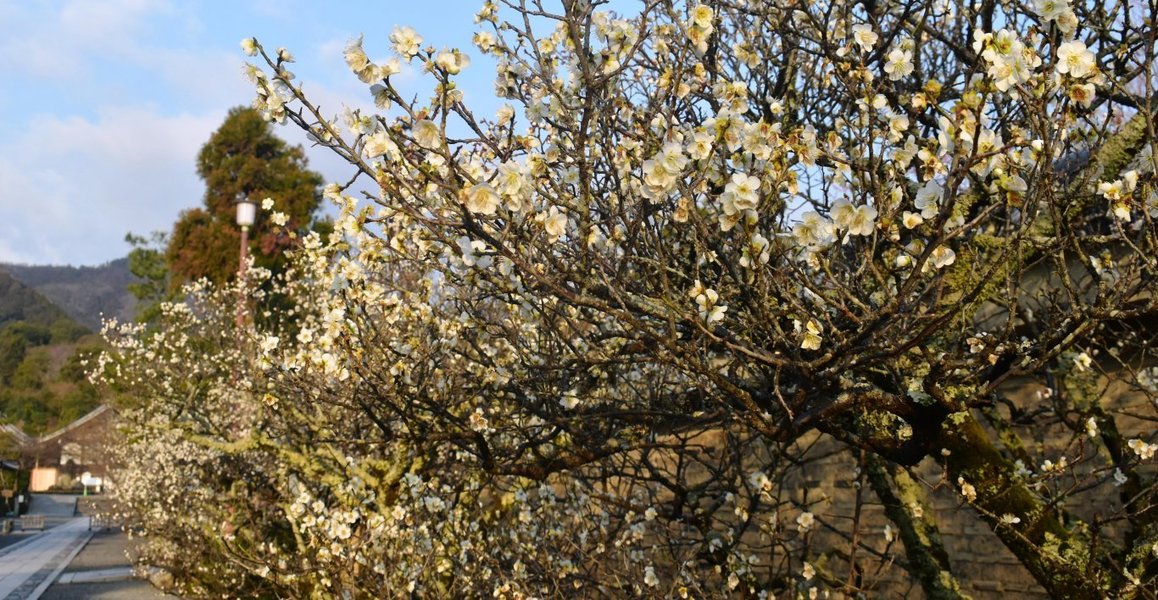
xmin=104 ymin=0 xmax=1158 ymax=597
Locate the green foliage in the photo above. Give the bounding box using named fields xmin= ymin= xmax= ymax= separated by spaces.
xmin=125 ymin=232 xmax=172 ymax=323
xmin=166 ymin=106 xmax=324 ymax=288
xmin=0 ymin=272 xmax=101 ymax=434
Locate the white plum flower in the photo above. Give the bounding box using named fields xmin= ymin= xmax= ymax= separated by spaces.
xmin=831 ymin=200 xmax=877 ymax=237
xmin=929 ymin=245 xmax=956 ymax=270
xmin=851 ymin=24 xmax=877 ymax=53
xmin=722 ymin=172 xmax=761 ymax=213
xmin=241 ymin=38 xmax=258 ymax=56
xmin=260 ymin=335 xmax=280 ymax=353
xmin=1068 ymin=82 xmax=1096 ymax=108
xmin=977 ymin=29 xmax=1040 ymax=92
xmin=413 ymin=119 xmax=442 ymax=149
xmin=796 ymin=511 xmax=815 ymax=532
xmin=363 ymin=131 xmax=397 ymax=158
xmin=1056 ymin=40 xmax=1096 ymax=79
xmin=902 ymin=211 xmax=924 ymax=229
xmin=1034 ymin=0 xmax=1071 ymax=21
xmin=957 ymin=477 xmax=978 ymax=502
xmin=391 ymin=26 xmax=424 ymax=58
xmin=344 ymin=36 xmax=371 ymax=73
xmin=740 ymin=233 xmax=771 ymax=268
xmin=1128 ymin=438 xmax=1157 ymax=460
xmin=798 ymin=319 xmax=823 ymax=350
xmin=884 ymin=47 xmax=914 ymax=80
xmin=793 ymin=211 xmax=835 ymax=247
xmin=457 ymin=236 xmax=493 ymax=268
xmin=434 ymin=48 xmax=471 ymax=75
xmin=690 ymin=280 xmax=727 ymax=324
xmin=542 ymin=207 xmax=568 ymax=240
xmin=914 ymin=181 xmax=943 ymax=219
xmin=463 ymin=182 xmax=501 ymax=215
xmin=643 ymin=566 xmax=659 ymax=587
xmin=690 ymin=5 xmax=714 ymax=29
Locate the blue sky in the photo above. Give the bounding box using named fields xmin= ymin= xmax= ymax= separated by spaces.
xmin=0 ymin=0 xmax=502 ymax=266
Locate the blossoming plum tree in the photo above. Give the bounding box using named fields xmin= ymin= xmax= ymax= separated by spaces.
xmin=103 ymin=0 xmax=1158 ymax=597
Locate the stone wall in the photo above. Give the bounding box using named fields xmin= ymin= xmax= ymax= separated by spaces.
xmin=784 ymin=371 xmax=1156 ymax=598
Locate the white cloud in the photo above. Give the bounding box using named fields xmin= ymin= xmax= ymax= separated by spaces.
xmin=0 ymin=0 xmax=173 ymax=80
xmin=0 ymin=0 xmax=502 ymax=265
xmin=0 ymin=107 xmax=224 ymax=265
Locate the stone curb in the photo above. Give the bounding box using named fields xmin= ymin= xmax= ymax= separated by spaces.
xmin=55 ymin=567 xmax=137 ymax=585
xmin=23 ymin=530 xmax=93 ymax=600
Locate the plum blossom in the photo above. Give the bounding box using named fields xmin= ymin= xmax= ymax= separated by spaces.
xmin=686 ymin=5 xmax=714 ymax=56
xmin=914 ymin=181 xmax=943 ymax=219
xmin=796 ymin=511 xmax=815 ymax=532
xmin=1056 ymin=40 xmax=1096 ymax=79
xmin=541 ymin=207 xmax=568 ymax=240
xmin=797 ymin=319 xmax=823 ymax=350
xmin=1128 ymin=438 xmax=1157 ymax=461
xmin=884 ymin=46 xmax=914 ymax=80
xmin=241 ymin=38 xmax=258 ymax=56
xmin=793 ymin=211 xmax=835 ymax=247
xmin=641 ymin=141 xmax=688 ymax=199
xmin=434 ymin=48 xmax=471 ymax=75
xmin=391 ymin=26 xmax=424 ymax=58
xmin=643 ymin=566 xmax=659 ymax=587
xmin=413 ymin=119 xmax=442 ymax=149
xmin=722 ymin=172 xmax=760 ymax=212
xmin=740 ymin=233 xmax=771 ymax=268
xmin=457 ymin=236 xmax=493 ymax=268
xmin=1034 ymin=0 xmax=1071 ymax=21
xmin=957 ymin=477 xmax=977 ymax=502
xmin=463 ymin=182 xmax=501 ymax=215
xmin=690 ymin=280 xmax=727 ymax=323
xmin=1068 ymin=82 xmax=1096 ymax=108
xmin=929 ymin=245 xmax=956 ymax=270
xmin=1098 ymin=171 xmax=1139 ymax=221
xmin=831 ymin=200 xmax=877 ymax=238
xmin=851 ymin=24 xmax=877 ymax=53
xmin=975 ymin=29 xmax=1041 ymax=92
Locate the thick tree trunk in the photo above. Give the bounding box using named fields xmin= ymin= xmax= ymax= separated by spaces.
xmin=935 ymin=414 xmax=1108 ymax=599
xmin=866 ymin=455 xmax=970 ymax=600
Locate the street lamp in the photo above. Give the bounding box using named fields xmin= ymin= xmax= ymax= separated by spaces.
xmin=235 ymin=193 xmax=257 ymax=329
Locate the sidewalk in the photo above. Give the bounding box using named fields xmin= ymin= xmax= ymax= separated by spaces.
xmin=0 ymin=519 xmax=173 ymax=600
xmin=0 ymin=517 xmax=91 ymax=599
xmin=39 ymin=528 xmax=174 ymax=600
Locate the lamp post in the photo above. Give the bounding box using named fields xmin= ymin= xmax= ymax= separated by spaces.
xmin=235 ymin=193 xmax=257 ymax=330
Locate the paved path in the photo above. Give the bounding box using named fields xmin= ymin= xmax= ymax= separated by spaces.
xmin=0 ymin=494 xmax=174 ymax=600
xmin=0 ymin=517 xmax=91 ymax=599
xmin=41 ymin=528 xmax=174 ymax=600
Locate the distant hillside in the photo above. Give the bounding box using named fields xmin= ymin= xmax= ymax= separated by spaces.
xmin=0 ymin=258 xmax=138 ymax=330
xmin=0 ymin=272 xmax=101 ymax=436
xmin=0 ymin=271 xmax=78 ymax=329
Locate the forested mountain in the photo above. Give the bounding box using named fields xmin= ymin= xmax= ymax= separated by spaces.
xmin=0 ymin=259 xmax=138 ymax=330
xmin=0 ymin=271 xmax=102 ymax=435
